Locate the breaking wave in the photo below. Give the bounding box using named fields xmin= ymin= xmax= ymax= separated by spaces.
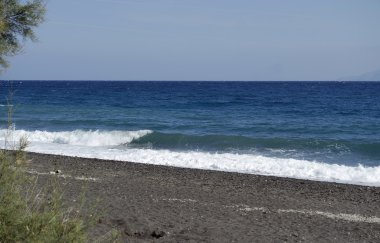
xmin=0 ymin=129 xmax=379 ymax=186
xmin=0 ymin=129 xmax=152 ymax=147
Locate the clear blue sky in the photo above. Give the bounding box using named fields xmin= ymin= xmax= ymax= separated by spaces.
xmin=2 ymin=0 xmax=380 ymax=80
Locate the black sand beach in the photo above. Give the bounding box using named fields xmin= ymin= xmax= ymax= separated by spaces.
xmin=26 ymin=152 xmax=380 ymax=242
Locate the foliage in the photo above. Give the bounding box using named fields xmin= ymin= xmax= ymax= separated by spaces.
xmin=0 ymin=0 xmax=45 ymax=69
xmin=0 ymin=148 xmax=92 ymax=242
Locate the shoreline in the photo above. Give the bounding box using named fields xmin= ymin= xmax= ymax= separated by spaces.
xmin=25 ymin=151 xmax=380 ymax=242
xmin=19 ymin=144 xmax=380 ymax=187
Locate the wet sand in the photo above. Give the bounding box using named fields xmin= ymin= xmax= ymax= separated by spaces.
xmin=26 ymin=152 xmax=380 ymax=242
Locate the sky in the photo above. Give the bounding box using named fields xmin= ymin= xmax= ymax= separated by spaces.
xmin=2 ymin=0 xmax=380 ymax=81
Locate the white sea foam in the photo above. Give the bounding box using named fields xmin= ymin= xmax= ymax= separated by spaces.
xmin=1 ymin=129 xmax=379 ymax=186
xmin=0 ymin=129 xmax=152 ymax=147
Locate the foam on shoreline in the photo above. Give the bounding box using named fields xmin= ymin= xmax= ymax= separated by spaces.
xmin=20 ymin=142 xmax=380 ymax=187
xmin=1 ymin=129 xmax=379 ymax=187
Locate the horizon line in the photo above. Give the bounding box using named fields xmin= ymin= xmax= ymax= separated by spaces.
xmin=1 ymin=80 xmax=379 ymax=82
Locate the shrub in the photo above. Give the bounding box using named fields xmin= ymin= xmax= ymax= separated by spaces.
xmin=0 ymin=148 xmax=91 ymax=242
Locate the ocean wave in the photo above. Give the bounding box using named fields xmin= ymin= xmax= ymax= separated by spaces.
xmin=130 ymin=132 xmax=380 ymax=158
xmin=0 ymin=129 xmax=152 ymax=147
xmin=1 ymin=129 xmax=379 ymax=158
xmin=0 ymin=129 xmax=379 ymax=186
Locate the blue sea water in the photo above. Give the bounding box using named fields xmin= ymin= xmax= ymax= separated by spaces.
xmin=1 ymin=81 xmax=379 ymax=185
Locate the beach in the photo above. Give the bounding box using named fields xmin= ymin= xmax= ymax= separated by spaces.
xmin=26 ymin=152 xmax=380 ymax=242
xmin=2 ymin=0 xmax=380 ymax=241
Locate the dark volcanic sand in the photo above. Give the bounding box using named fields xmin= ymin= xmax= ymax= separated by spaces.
xmin=26 ymin=152 xmax=380 ymax=242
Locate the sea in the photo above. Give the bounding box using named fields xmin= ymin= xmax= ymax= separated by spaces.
xmin=0 ymin=81 xmax=379 ymax=186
